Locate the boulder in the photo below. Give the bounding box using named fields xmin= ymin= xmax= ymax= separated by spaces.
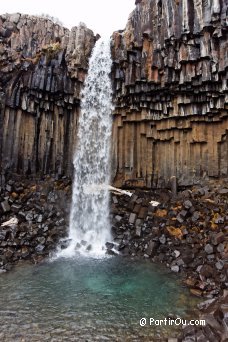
xmin=205 ymin=244 xmax=214 ymax=254
xmin=1 ymin=201 xmax=11 ymax=212
xmin=145 ymin=241 xmax=156 ymax=256
xmin=212 ymin=232 xmax=225 ymax=245
xmin=129 ymin=213 xmax=137 ymax=224
xmin=171 ymin=265 xmax=179 ymax=273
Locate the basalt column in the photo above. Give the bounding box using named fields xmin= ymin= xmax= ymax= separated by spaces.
xmin=111 ymin=0 xmax=228 ymax=188
xmin=0 ymin=14 xmax=96 ymax=177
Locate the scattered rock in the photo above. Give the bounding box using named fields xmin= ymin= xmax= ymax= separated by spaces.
xmin=114 ymin=215 xmax=122 ymax=222
xmin=106 ymin=242 xmax=114 ymax=250
xmin=217 ymin=243 xmax=224 ymax=253
xmin=159 ymin=234 xmax=166 ymax=244
xmin=212 ymin=232 xmax=225 ymax=245
xmin=1 ymin=201 xmax=11 ymax=212
xmin=173 ymin=250 xmax=180 ymax=258
xmin=112 ymin=196 xmax=119 ymax=204
xmin=129 ymin=213 xmax=137 ymax=224
xmin=215 ymin=260 xmax=224 ymax=270
xmin=35 ymin=244 xmax=45 ymax=253
xmin=146 ymin=241 xmax=156 ymax=256
xmin=37 ymin=215 xmax=43 ymax=223
xmin=135 ymin=226 xmax=141 ymax=237
xmin=60 ymin=239 xmax=71 ymax=249
xmin=138 ymin=206 xmax=148 ymax=219
xmin=199 ymin=265 xmax=214 ymax=278
xmin=205 ymin=244 xmax=214 ymax=255
xmin=190 ymin=288 xmax=202 ymax=297
xmin=155 ymin=209 xmax=167 ymax=218
xmin=166 ymin=226 xmax=183 ymax=239
xmin=191 ymin=211 xmax=200 ymax=222
xmin=183 ymin=200 xmax=193 ymax=209
xmin=171 ymin=265 xmax=179 ymax=273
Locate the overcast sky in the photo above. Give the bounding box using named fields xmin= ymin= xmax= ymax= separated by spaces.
xmin=0 ymin=0 xmax=135 ymax=36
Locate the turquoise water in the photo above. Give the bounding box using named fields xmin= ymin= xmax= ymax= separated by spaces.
xmin=0 ymin=256 xmax=199 ymax=341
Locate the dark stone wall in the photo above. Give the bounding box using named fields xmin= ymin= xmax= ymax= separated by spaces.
xmin=0 ymin=3 xmax=227 ymax=188
xmin=0 ymin=13 xmax=96 ymax=177
xmin=111 ymin=0 xmax=228 ymax=188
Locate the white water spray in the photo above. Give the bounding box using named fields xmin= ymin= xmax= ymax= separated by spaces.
xmin=57 ymin=38 xmax=113 ymax=258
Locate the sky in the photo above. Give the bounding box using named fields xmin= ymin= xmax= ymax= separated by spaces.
xmin=0 ymin=0 xmax=135 ymax=36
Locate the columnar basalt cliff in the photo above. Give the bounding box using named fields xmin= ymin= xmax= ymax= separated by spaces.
xmin=111 ymin=0 xmax=228 ymax=188
xmin=0 ymin=2 xmax=227 ymax=189
xmin=0 ymin=13 xmax=96 ymax=177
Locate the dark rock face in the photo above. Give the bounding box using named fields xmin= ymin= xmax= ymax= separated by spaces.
xmin=0 ymin=14 xmax=96 ymax=176
xmin=111 ymin=0 xmax=228 ymax=188
xmin=0 ymin=4 xmax=227 ymax=189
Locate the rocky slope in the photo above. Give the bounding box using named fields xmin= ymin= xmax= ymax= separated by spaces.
xmin=111 ymin=0 xmax=228 ymax=188
xmin=0 ymin=13 xmax=96 ymax=177
xmin=0 ymin=174 xmax=71 ymax=270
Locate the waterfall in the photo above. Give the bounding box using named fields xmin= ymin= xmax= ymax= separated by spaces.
xmin=58 ymin=37 xmax=113 ymax=257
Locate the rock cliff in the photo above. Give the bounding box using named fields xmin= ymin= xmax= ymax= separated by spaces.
xmin=0 ymin=13 xmax=96 ymax=176
xmin=0 ymin=2 xmax=227 ymax=189
xmin=111 ymin=0 xmax=228 ymax=188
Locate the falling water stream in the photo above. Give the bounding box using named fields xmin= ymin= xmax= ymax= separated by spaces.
xmin=58 ymin=38 xmax=113 ymax=257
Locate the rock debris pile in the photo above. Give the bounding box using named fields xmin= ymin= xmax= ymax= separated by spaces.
xmin=0 ymin=175 xmax=70 ymax=271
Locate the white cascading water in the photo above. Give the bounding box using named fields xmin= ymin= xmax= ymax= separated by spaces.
xmin=57 ymin=37 xmax=113 ymax=258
